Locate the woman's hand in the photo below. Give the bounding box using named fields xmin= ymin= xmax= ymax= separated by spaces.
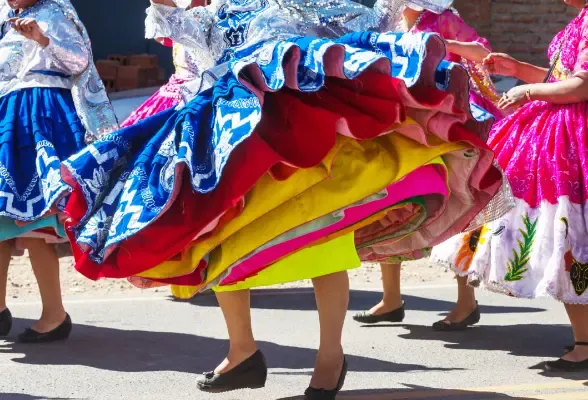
xmin=498 ymin=85 xmax=530 ymax=110
xmin=483 ymin=53 xmax=521 ymax=77
xmin=8 ymin=17 xmax=49 ymax=47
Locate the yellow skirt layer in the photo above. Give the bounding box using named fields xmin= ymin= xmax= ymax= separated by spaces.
xmin=143 ymin=126 xmax=470 ymax=299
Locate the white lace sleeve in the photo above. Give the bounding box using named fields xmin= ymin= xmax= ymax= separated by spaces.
xmin=145 ymin=3 xmax=214 ymax=53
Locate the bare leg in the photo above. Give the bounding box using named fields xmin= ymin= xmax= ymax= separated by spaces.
xmin=23 ymin=238 xmax=67 ymax=333
xmin=310 ymin=271 xmax=349 ymax=390
xmin=0 ymin=241 xmax=13 ymax=312
xmin=441 ymin=275 xmax=478 ymax=323
xmin=214 ymin=289 xmax=257 ymax=374
xmin=368 ymin=262 xmax=403 ymax=315
xmin=562 ymin=304 xmax=588 ymax=362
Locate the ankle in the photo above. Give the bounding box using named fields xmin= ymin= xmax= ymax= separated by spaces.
xmin=40 ymin=309 xmax=67 ymax=324
xmin=381 ymin=297 xmax=403 ymax=309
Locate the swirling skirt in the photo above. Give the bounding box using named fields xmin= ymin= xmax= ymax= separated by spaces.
xmin=62 ymin=32 xmax=508 ymax=295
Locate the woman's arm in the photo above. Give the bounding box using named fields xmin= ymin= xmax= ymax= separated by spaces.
xmin=10 ymin=15 xmax=89 ymax=75
xmin=512 ymin=61 xmax=550 ymax=84
xmin=528 ymin=75 xmax=588 ymax=104
xmin=498 ymin=75 xmax=588 ymax=109
xmin=445 ymin=40 xmax=489 ymax=63
xmin=483 ymin=53 xmax=548 ymax=84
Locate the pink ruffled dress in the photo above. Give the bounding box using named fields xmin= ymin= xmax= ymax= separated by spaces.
xmin=411 ymin=9 xmax=506 ymax=120
xmin=432 ymin=9 xmax=588 ymax=304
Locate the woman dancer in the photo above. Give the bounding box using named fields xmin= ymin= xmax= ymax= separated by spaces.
xmin=354 ymin=0 xmax=506 ymax=331
xmin=433 ymin=0 xmax=588 ymax=372
xmin=121 ymin=0 xmax=214 ymax=127
xmin=0 ymin=0 xmax=116 ymax=342
xmin=61 ymin=0 xmax=507 ymax=396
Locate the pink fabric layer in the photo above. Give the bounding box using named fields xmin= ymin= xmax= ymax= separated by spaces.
xmin=219 ymin=164 xmax=449 ymax=286
xmin=120 ymin=75 xmax=185 ymax=128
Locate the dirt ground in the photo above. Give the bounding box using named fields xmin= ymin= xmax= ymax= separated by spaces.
xmin=5 ymin=255 xmax=456 ymax=300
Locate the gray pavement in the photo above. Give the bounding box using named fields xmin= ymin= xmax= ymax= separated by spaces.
xmin=0 ymin=284 xmax=586 ymax=400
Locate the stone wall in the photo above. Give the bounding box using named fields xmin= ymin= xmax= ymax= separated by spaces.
xmin=454 ymin=0 xmax=577 ymax=66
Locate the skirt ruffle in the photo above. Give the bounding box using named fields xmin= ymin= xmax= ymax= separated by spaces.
xmin=432 ymin=100 xmax=588 ymax=304
xmin=62 ymin=32 xmax=508 ymax=291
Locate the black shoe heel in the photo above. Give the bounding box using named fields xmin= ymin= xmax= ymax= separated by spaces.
xmin=304 ymin=357 xmax=348 ymax=400
xmin=18 ymin=313 xmax=72 ymax=344
xmin=353 ymin=302 xmax=405 ymax=324
xmin=197 ymin=350 xmax=267 ymax=393
xmin=0 ymin=309 xmax=12 ymax=337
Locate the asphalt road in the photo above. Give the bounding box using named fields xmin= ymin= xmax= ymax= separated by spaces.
xmin=0 ymin=284 xmax=586 ymax=400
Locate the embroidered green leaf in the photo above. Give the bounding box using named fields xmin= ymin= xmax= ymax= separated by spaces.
xmin=504 ymin=214 xmax=538 ymax=282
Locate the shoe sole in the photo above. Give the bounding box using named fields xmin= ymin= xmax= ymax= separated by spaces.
xmin=197 ymin=383 xmax=266 ymax=393
xmin=353 ymin=317 xmax=404 ymax=324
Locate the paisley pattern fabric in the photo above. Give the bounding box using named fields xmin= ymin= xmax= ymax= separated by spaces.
xmin=432 ymin=9 xmax=588 ymax=304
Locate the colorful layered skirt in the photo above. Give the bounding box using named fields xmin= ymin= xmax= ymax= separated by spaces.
xmin=0 ymin=87 xmax=85 ymax=248
xmin=432 ymin=99 xmax=588 ymax=304
xmin=61 ymin=32 xmax=509 ymax=297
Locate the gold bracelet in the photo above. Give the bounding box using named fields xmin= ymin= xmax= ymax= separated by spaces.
xmin=525 ymin=88 xmax=532 ymax=102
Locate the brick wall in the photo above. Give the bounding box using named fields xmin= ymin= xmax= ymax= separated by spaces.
xmin=454 ymin=0 xmax=577 ymax=66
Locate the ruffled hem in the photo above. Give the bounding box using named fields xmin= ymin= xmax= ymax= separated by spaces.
xmin=62 ymin=32 xmax=506 ymax=280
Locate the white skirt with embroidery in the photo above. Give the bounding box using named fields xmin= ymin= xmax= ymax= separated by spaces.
xmin=431 ymin=196 xmax=588 ymax=304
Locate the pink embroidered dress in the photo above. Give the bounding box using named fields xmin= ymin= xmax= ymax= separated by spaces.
xmin=411 ymin=9 xmax=505 ymax=120
xmin=432 ymin=8 xmax=588 ymax=304
xmin=121 ymin=8 xmax=215 ymax=127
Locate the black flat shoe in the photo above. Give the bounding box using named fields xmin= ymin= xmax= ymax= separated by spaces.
xmin=197 ymin=350 xmax=267 ymax=393
xmin=353 ymin=302 xmax=405 ymax=324
xmin=0 ymin=308 xmax=12 ymax=336
xmin=18 ymin=313 xmax=72 ymax=344
xmin=547 ymin=342 xmax=588 ymax=372
xmin=304 ymin=357 xmax=348 ymax=400
xmin=432 ymin=302 xmax=480 ymax=331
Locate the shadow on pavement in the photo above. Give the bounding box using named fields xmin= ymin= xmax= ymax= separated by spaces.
xmin=181 ymin=289 xmax=546 ymax=316
xmin=0 ymin=396 xmax=85 ymax=400
xmin=0 ymin=319 xmax=458 ymax=375
xmin=397 ymin=323 xmax=572 ymax=359
xmin=277 ymin=384 xmax=541 ymax=399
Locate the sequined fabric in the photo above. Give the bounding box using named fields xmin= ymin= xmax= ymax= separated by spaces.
xmin=0 ymin=0 xmax=118 ymax=142
xmin=432 ymin=8 xmax=588 ymax=304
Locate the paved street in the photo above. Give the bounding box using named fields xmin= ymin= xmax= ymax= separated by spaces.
xmin=0 ymin=283 xmax=586 ymax=399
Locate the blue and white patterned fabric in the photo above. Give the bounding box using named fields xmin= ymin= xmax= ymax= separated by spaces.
xmin=0 ymin=87 xmax=85 ymax=223
xmin=63 ymin=27 xmax=491 ymax=263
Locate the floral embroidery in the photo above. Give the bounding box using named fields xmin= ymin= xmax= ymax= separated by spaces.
xmin=504 ymin=214 xmax=538 ymax=282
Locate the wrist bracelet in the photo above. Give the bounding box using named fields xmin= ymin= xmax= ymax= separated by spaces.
xmin=525 ymin=88 xmax=532 ymax=102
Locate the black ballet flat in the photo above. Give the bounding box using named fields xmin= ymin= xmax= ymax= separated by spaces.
xmin=353 ymin=302 xmax=405 ymax=324
xmin=0 ymin=308 xmax=12 ymax=337
xmin=304 ymin=357 xmax=348 ymax=400
xmin=545 ymin=342 xmax=588 ymax=372
xmin=197 ymin=350 xmax=267 ymax=393
xmin=432 ymin=302 xmax=481 ymax=331
xmin=17 ymin=313 xmax=72 ymax=344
